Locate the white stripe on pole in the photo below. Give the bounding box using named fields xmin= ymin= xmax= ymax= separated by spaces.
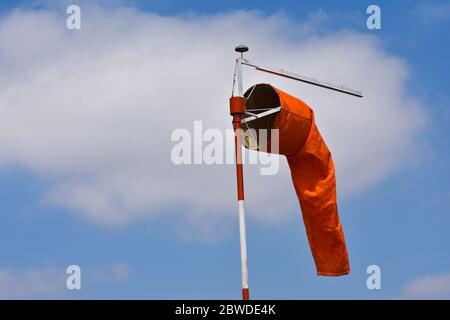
xmin=236 ymin=59 xmax=244 ymax=97
xmin=238 ymin=200 xmax=249 ymax=289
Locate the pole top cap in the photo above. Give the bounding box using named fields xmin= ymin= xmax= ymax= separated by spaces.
xmin=235 ymin=45 xmax=249 ymax=53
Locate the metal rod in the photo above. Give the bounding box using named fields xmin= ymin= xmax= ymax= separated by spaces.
xmin=241 ymin=59 xmax=363 ymax=98
xmin=241 ymin=107 xmax=282 ymax=124
xmin=233 ymin=115 xmax=250 ymax=300
xmin=233 ymin=52 xmax=250 ymax=300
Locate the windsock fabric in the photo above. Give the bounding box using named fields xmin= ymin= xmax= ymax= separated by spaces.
xmin=243 ymin=84 xmax=350 ymax=276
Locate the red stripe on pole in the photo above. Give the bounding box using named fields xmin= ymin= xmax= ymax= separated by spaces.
xmin=242 ymin=288 xmax=250 ymax=300
xmin=233 ymin=116 xmax=245 ymax=201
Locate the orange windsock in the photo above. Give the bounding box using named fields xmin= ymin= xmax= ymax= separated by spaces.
xmin=243 ymin=84 xmax=350 ymax=276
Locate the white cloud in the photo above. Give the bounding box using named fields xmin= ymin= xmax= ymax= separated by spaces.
xmin=0 ymin=263 xmax=133 ymax=299
xmin=400 ymin=272 xmax=450 ymax=299
xmin=0 ymin=267 xmax=65 ymax=299
xmin=415 ymin=2 xmax=450 ymax=22
xmin=89 ymin=263 xmax=134 ymax=283
xmin=111 ymin=263 xmax=133 ymax=282
xmin=0 ymin=6 xmax=426 ymax=230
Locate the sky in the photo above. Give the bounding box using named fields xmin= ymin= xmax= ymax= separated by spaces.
xmin=0 ymin=0 xmax=449 ymax=299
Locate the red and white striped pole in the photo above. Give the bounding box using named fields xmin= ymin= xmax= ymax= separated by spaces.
xmin=230 ymin=95 xmax=249 ymax=300
xmin=230 ymin=45 xmax=250 ymax=300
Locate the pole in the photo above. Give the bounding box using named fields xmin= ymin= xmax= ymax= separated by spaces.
xmin=232 ymin=113 xmax=249 ymax=300
xmin=230 ymin=45 xmax=250 ymax=300
xmin=234 ymin=114 xmax=249 ymax=300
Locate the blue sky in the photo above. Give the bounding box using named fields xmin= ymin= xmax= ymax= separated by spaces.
xmin=0 ymin=0 xmax=449 ymax=299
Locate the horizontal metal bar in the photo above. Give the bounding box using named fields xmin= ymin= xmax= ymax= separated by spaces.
xmin=245 ymin=108 xmax=274 ymax=111
xmin=241 ymin=59 xmax=363 ymax=98
xmin=241 ymin=107 xmax=281 ymax=124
